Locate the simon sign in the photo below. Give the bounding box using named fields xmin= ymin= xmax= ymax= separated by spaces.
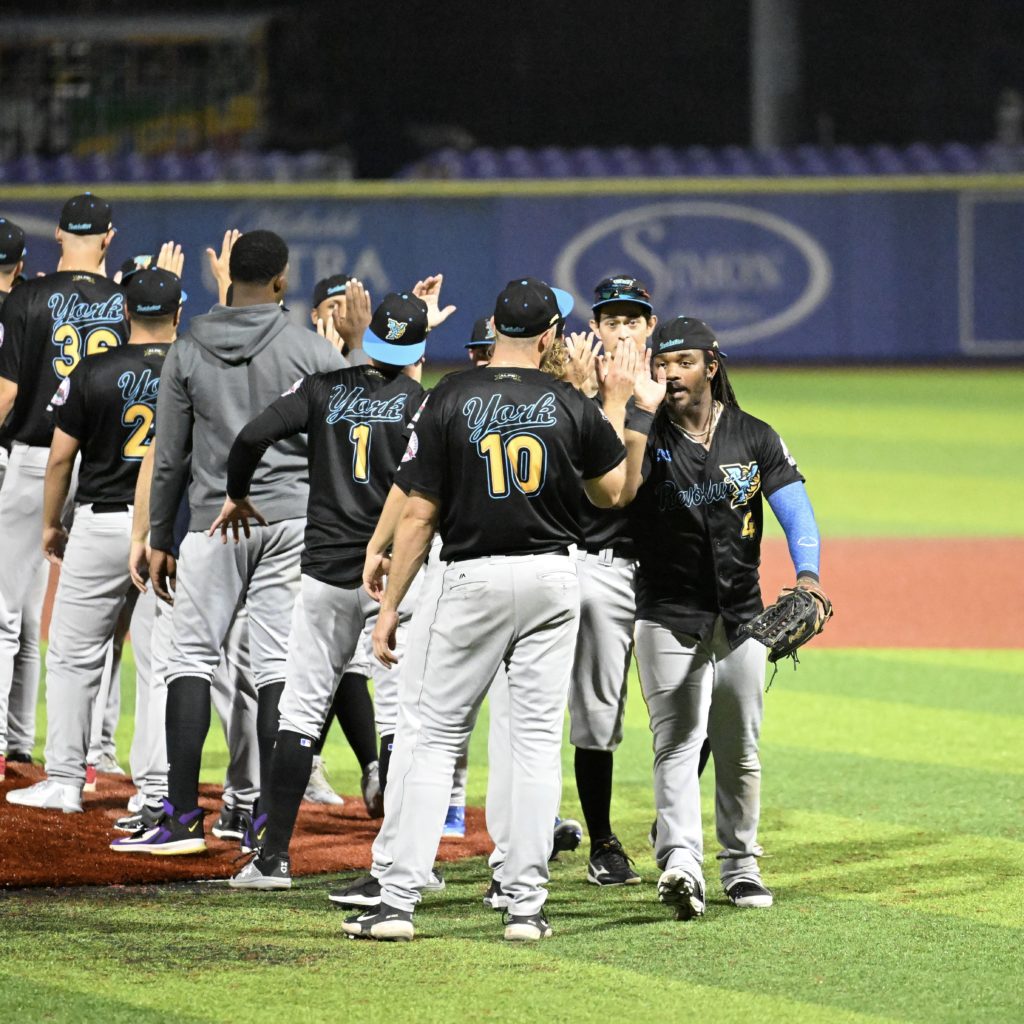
xmin=553 ymin=201 xmax=833 ymax=345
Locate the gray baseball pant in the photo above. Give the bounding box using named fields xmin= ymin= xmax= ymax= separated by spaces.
xmin=378 ymin=552 xmax=580 ymax=917
xmin=165 ymin=522 xmax=304 ymax=689
xmin=634 ymin=615 xmax=767 ymax=890
xmin=568 ymin=549 xmax=636 ymax=752
xmin=4 ymin=560 xmax=47 ymax=756
xmin=130 ymin=593 xmax=259 ymax=811
xmin=43 ymin=505 xmax=139 ymax=788
xmin=87 ymin=605 xmax=129 ymax=765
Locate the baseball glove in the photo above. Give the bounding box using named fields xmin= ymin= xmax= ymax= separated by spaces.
xmin=741 ymin=583 xmax=833 ymax=665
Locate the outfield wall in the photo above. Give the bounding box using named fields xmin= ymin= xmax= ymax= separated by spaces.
xmin=4 ymin=176 xmax=1024 ymax=363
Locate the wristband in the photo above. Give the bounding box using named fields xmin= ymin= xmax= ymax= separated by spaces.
xmin=626 ymin=408 xmax=656 ymax=434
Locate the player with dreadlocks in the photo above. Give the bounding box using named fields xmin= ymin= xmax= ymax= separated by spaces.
xmin=614 ymin=315 xmax=829 ymax=921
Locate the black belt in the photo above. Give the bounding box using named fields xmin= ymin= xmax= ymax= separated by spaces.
xmin=92 ymin=502 xmax=129 ymax=514
xmin=448 ymin=546 xmax=570 ymax=563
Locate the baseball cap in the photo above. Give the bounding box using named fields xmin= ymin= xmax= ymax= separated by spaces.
xmin=653 ymin=316 xmax=727 ymax=358
xmin=118 ymin=254 xmax=155 ymax=285
xmin=362 ymin=292 xmax=429 ymax=366
xmin=59 ymin=193 xmax=113 ymax=236
xmin=312 ymin=274 xmax=352 ymax=308
xmin=493 ymin=277 xmax=574 ymax=337
xmin=466 ymin=316 xmax=497 ymax=349
xmin=592 ymin=275 xmax=654 ymax=314
xmin=0 ymin=218 xmax=26 ymax=264
xmin=126 ymin=268 xmax=186 ymax=317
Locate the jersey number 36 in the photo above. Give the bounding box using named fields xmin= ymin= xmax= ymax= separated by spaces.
xmin=477 ymin=431 xmax=547 ymax=498
xmin=52 ymin=324 xmax=120 ymax=379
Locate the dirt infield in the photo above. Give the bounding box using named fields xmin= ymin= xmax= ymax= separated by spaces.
xmin=759 ymin=537 xmax=1023 ymax=648
xmin=0 ymin=764 xmax=492 ymax=889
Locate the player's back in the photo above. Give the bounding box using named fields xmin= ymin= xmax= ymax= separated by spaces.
xmin=0 ymin=271 xmax=127 ymax=447
xmin=399 ymin=365 xmax=624 ymax=561
xmin=53 ymin=343 xmax=169 ymax=506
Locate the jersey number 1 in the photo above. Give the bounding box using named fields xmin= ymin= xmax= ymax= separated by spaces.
xmin=478 ymin=432 xmax=546 ymax=498
xmin=350 ymin=423 xmax=371 ymax=484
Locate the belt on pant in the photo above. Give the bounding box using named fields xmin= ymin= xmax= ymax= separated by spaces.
xmin=447 ymin=546 xmax=570 ymax=564
xmin=577 ymin=547 xmax=636 ymax=569
xmin=90 ymin=502 xmax=130 ymax=514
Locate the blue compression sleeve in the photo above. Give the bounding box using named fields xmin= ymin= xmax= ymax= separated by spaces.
xmin=766 ymin=481 xmax=821 ymax=579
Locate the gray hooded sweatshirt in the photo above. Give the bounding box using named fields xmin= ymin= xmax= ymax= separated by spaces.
xmin=150 ymin=303 xmax=347 ymax=550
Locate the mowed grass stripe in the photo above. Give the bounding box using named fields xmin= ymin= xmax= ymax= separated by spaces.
xmin=765 ymin=690 xmax=1021 ymax=774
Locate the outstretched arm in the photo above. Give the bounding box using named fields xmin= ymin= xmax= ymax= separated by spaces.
xmin=766 ymin=480 xmax=825 ymax=597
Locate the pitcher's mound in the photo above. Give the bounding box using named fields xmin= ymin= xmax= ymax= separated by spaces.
xmin=1 ymin=764 xmax=491 ymax=888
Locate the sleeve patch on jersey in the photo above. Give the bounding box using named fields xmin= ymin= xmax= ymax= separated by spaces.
xmin=401 ymin=430 xmax=419 ymax=463
xmin=779 ymin=435 xmax=799 ymax=469
xmin=50 ymin=377 xmax=71 ymax=408
xmin=282 ymin=378 xmax=304 ymax=397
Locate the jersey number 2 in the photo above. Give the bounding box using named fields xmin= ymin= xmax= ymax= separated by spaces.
xmin=478 ymin=432 xmax=546 ymax=498
xmin=122 ymin=403 xmax=154 ymax=460
xmin=53 ymin=324 xmax=120 ymax=379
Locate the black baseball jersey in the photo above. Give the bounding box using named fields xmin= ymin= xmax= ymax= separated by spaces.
xmin=0 ymin=271 xmax=127 ymax=447
xmin=227 ymin=364 xmax=425 ymax=588
xmin=630 ymin=404 xmax=803 ymax=646
xmin=397 ymin=366 xmax=625 ymax=561
xmin=51 ymin=343 xmax=169 ymax=505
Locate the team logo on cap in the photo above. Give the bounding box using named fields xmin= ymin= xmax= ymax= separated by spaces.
xmin=720 ymin=462 xmax=761 ymax=508
xmin=386 ymin=318 xmax=408 ymax=341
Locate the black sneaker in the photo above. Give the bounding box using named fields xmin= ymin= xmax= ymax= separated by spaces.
xmin=229 ymin=850 xmax=292 ymax=890
xmin=551 ymin=817 xmax=583 ymax=860
xmin=483 ymin=877 xmax=509 ymax=910
xmin=657 ymin=869 xmax=706 ymax=921
xmin=586 ymin=835 xmax=641 ymax=886
xmin=6 ymin=750 xmax=34 ymax=764
xmin=328 ymin=874 xmax=381 ymax=907
xmin=109 ymin=800 xmax=207 ymax=855
xmin=114 ymin=802 xmax=163 ymax=833
xmin=726 ymin=878 xmax=773 ymax=908
xmin=504 ymin=911 xmax=553 ymax=942
xmin=240 ymin=811 xmax=267 ymax=854
xmin=342 ymin=903 xmax=414 ymax=941
xmin=212 ymin=806 xmax=248 ymax=841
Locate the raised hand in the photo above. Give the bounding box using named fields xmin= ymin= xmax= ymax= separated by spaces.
xmin=563 ymin=331 xmax=600 ymax=392
xmin=412 ymin=274 xmax=457 ymax=330
xmin=205 ymin=229 xmax=241 ymax=305
xmin=207 ymin=495 xmax=269 ymax=544
xmin=633 ymin=350 xmax=667 ymax=413
xmin=316 ymin=315 xmax=345 ymax=353
xmin=596 ymin=337 xmax=640 ymax=407
xmin=337 ymin=278 xmax=372 ymax=351
xmin=156 ymin=241 xmax=185 ymax=278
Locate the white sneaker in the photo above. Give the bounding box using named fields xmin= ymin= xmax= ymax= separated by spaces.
xmin=6 ymin=779 xmax=84 ymax=813
xmin=303 ymin=756 xmax=344 ymax=806
xmin=95 ymin=752 xmax=126 ymax=775
xmin=657 ymin=869 xmax=706 ymax=921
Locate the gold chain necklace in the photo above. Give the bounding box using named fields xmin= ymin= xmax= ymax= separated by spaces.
xmin=675 ymin=401 xmax=722 ymax=444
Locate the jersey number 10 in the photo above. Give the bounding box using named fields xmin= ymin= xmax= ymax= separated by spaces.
xmin=478 ymin=431 xmax=547 ymax=498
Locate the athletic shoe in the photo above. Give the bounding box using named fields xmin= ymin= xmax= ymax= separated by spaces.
xmin=6 ymin=750 xmax=34 ymax=764
xmin=504 ymin=911 xmax=553 ymax=942
xmin=212 ymin=806 xmax=249 ymax=841
xmin=240 ymin=811 xmax=267 ymax=855
xmin=95 ymin=752 xmax=126 ymax=775
xmin=115 ymin=803 xmax=163 ymax=833
xmin=422 ymin=869 xmax=445 ymax=894
xmin=726 ymin=878 xmax=774 ymax=908
xmin=442 ymin=804 xmax=466 ymax=838
xmin=110 ymin=800 xmax=207 ymax=855
xmin=83 ymin=764 xmax=98 ymax=793
xmin=328 ymin=874 xmax=381 ymax=907
xmin=342 ymin=903 xmax=414 ymax=941
xmin=303 ymin=756 xmax=344 ymax=806
xmin=586 ymin=835 xmax=641 ymax=886
xmin=360 ymin=760 xmax=384 ymax=818
xmin=483 ymin=878 xmax=509 ymax=911
xmin=657 ymin=869 xmax=706 ymax=921
xmin=6 ymin=778 xmax=83 ymax=813
xmin=552 ymin=816 xmax=583 ymax=858
xmin=229 ymin=851 xmax=292 ymax=890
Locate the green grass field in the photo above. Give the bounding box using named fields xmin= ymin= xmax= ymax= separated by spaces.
xmin=3 ymin=369 xmax=1022 ymax=1023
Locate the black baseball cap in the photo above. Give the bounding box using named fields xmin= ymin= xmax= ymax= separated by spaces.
xmin=494 ymin=277 xmax=574 ymax=337
xmin=126 ymin=268 xmax=185 ymax=317
xmin=362 ymin=292 xmax=429 ymax=366
xmin=466 ymin=316 xmax=496 ymax=349
xmin=592 ymin=275 xmax=654 ymax=314
xmin=0 ymin=218 xmax=26 ymax=264
xmin=59 ymin=193 xmax=113 ymax=235
xmin=118 ymin=254 xmax=155 ymax=285
xmin=312 ymin=274 xmax=352 ymax=308
xmin=653 ymin=316 xmax=727 ymax=358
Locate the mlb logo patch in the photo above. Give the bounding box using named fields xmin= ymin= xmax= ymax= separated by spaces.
xmin=656 ymin=448 xmax=672 ymax=463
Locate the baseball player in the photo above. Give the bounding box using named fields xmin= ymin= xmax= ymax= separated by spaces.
xmin=129 ymin=229 xmax=347 ymax=854
xmin=465 ymin=316 xmax=496 ymax=367
xmin=6 ymin=267 xmax=179 ymax=812
xmin=341 ymin=276 xmax=635 ymax=942
xmin=0 ymin=194 xmax=127 ymax=775
xmin=221 ymin=292 xmax=430 ymax=888
xmin=617 ymin=316 xmax=828 ymax=918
